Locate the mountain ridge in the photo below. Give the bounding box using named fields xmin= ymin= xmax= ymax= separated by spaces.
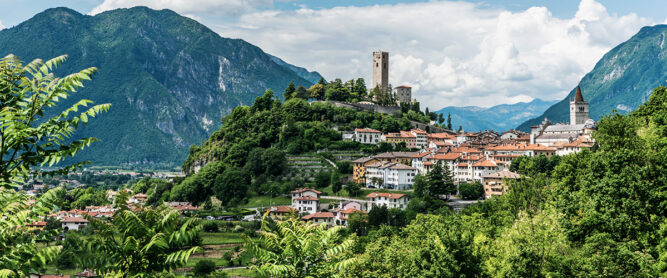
xmin=517 ymin=24 xmax=667 ymax=131
xmin=0 ymin=6 xmax=316 ymax=168
xmin=434 ymin=98 xmax=557 ymax=132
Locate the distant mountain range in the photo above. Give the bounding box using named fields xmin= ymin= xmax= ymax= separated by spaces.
xmin=517 ymin=24 xmax=667 ymax=131
xmin=434 ymin=99 xmax=557 ymax=132
xmin=0 ymin=7 xmax=317 ymax=168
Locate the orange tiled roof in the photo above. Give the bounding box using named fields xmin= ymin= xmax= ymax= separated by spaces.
xmin=266 ymin=206 xmax=297 ymax=213
xmin=302 ymin=212 xmax=335 ymax=220
xmin=291 ymin=188 xmax=322 ymax=194
xmin=365 ymin=192 xmax=406 ymax=199
xmin=355 ymin=128 xmax=382 ymax=133
xmin=294 ymin=196 xmax=319 ymax=201
xmin=432 ymin=153 xmax=462 ymax=160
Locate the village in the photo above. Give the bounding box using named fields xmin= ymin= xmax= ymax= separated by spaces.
xmin=262 ymin=51 xmax=597 ymax=227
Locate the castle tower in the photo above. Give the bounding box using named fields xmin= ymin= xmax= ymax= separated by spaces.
xmin=570 ymin=86 xmax=589 ymax=125
xmin=372 ymin=51 xmax=389 ymax=92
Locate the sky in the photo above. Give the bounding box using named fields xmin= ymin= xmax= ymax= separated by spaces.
xmin=1 ymin=0 xmax=665 ymax=109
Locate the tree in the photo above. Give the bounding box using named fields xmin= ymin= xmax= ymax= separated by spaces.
xmin=317 ymin=77 xmax=327 ymax=85
xmin=412 ymin=174 xmax=428 ymax=198
xmin=194 ymin=259 xmax=217 ymax=276
xmin=283 ymin=82 xmax=296 ymax=100
xmin=0 ymin=54 xmax=110 ymax=188
xmin=347 ymin=212 xmax=368 ymax=236
xmin=244 ymin=216 xmax=356 ymax=278
xmin=354 ymin=78 xmax=367 ymax=97
xmin=214 ymin=168 xmax=251 ymax=207
xmin=331 ymin=171 xmax=342 ymax=194
xmin=294 ymin=85 xmax=309 ymax=99
xmin=426 ymin=163 xmax=455 ymax=199
xmin=314 ymin=171 xmax=331 ymax=188
xmin=368 ymin=205 xmax=389 ymax=227
xmin=78 ymin=207 xmax=201 ymax=276
xmin=308 ymin=83 xmax=326 ymax=100
xmin=344 ymin=182 xmax=362 ymax=197
xmin=438 ymin=113 xmax=445 ymax=125
xmin=0 ymin=188 xmax=63 ymax=277
xmin=447 ymin=113 xmax=452 ymax=130
xmin=459 ymin=181 xmax=484 ymax=200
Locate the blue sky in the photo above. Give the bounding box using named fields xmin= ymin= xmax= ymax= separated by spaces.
xmin=1 ymin=0 xmax=665 ymax=108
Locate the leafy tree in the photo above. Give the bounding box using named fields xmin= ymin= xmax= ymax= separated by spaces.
xmin=427 ymin=163 xmax=455 ymax=199
xmin=0 ymin=188 xmax=63 ymax=277
xmin=194 ymin=259 xmax=217 ymax=276
xmin=412 ymin=174 xmax=428 ymax=198
xmin=0 ymin=55 xmax=110 ymax=187
xmin=78 ymin=207 xmax=201 ymax=276
xmin=459 ymin=181 xmax=484 ymax=200
xmin=314 ymin=171 xmax=331 ymax=189
xmin=307 ymin=83 xmax=326 ymax=100
xmin=252 ymin=89 xmax=276 ymax=112
xmin=438 ymin=113 xmax=445 ymax=124
xmin=317 ymin=77 xmax=327 ymax=85
xmin=294 ymin=85 xmax=309 ymax=99
xmin=244 ymin=216 xmax=356 ymax=277
xmin=283 ymin=82 xmax=296 ymax=100
xmin=354 ymin=78 xmax=367 ymax=97
xmin=214 ymin=168 xmax=251 ymax=207
xmin=344 ymin=182 xmax=362 ymax=197
xmin=447 ymin=113 xmax=452 ymax=130
xmin=331 ymin=171 xmax=342 ymax=194
xmin=368 ymin=205 xmax=388 ymax=227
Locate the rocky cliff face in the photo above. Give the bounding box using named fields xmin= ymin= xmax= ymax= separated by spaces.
xmin=0 ymin=7 xmax=315 ymax=168
xmin=517 ymin=25 xmax=667 ymax=131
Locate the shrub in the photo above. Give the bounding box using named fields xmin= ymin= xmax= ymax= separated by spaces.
xmin=459 ymin=182 xmax=484 ymax=200
xmin=194 ymin=259 xmax=217 ymax=276
xmin=222 ymin=251 xmax=233 ymax=262
xmin=202 ymin=221 xmax=219 ymax=232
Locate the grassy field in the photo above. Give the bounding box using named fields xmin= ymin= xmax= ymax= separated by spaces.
xmin=241 ymin=195 xmax=291 ymax=208
xmin=201 ymin=232 xmax=244 ymax=245
xmin=221 ymin=267 xmax=258 ymax=277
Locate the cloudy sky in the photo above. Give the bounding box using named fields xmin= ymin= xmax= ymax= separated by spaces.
xmin=1 ymin=0 xmax=665 ymax=109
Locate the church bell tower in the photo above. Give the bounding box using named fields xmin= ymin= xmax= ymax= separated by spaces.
xmin=570 ymin=86 xmax=589 ymax=125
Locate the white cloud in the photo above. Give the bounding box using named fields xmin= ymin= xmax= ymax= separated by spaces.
xmin=90 ymin=0 xmax=273 ymax=16
xmin=0 ymin=20 xmax=4 ymax=30
xmin=214 ymin=0 xmax=655 ymax=108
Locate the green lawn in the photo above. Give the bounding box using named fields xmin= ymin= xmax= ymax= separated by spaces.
xmin=201 ymin=232 xmax=244 ymax=245
xmin=220 ymin=267 xmax=257 ymax=277
xmin=241 ymin=195 xmax=290 ymax=208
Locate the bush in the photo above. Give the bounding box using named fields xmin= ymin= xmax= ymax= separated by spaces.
xmin=202 ymin=221 xmax=219 ymax=232
xmin=194 ymin=259 xmax=217 ymax=276
xmin=222 ymin=251 xmax=233 ymax=262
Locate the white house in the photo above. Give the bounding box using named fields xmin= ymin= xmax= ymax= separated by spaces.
xmin=302 ymin=212 xmax=335 ymax=226
xmin=61 ymin=217 xmax=88 ymax=231
xmin=410 ymin=129 xmax=428 ymax=149
xmin=471 ymin=158 xmax=503 ymax=182
xmin=366 ymin=192 xmax=410 ymax=209
xmin=365 ymin=162 xmax=417 ymax=190
xmin=291 ymin=188 xmax=322 ymax=214
xmin=556 ymin=140 xmax=593 ymax=156
xmin=354 ymin=128 xmax=382 ymax=144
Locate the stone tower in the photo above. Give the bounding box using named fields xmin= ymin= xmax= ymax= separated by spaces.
xmin=372 ymin=51 xmax=389 ymax=92
xmin=570 ymin=86 xmax=589 ymax=125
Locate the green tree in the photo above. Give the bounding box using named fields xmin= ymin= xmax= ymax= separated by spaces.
xmin=438 ymin=113 xmax=445 ymax=125
xmin=307 ymin=83 xmax=326 ymax=100
xmin=294 ymin=85 xmax=309 ymax=99
xmin=459 ymin=181 xmax=484 ymax=200
xmin=244 ymin=216 xmax=356 ymax=277
xmin=368 ymin=205 xmax=388 ymax=227
xmin=283 ymin=82 xmax=296 ymax=100
xmin=78 ymin=207 xmax=201 ymax=276
xmin=344 ymin=182 xmax=362 ymax=197
xmin=214 ymin=168 xmax=250 ymax=207
xmin=447 ymin=113 xmax=452 ymax=130
xmin=427 ymin=163 xmax=455 ymax=199
xmin=194 ymin=259 xmax=217 ymax=276
xmin=412 ymin=174 xmax=428 ymax=198
xmin=0 ymin=55 xmax=110 ymax=187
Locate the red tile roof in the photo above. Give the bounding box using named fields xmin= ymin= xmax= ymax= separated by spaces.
xmin=294 ymin=196 xmax=319 ymax=201
xmin=290 ymin=188 xmax=322 ymax=194
xmin=355 ymin=128 xmax=382 ymax=133
xmin=432 ymin=153 xmax=462 ymax=160
xmin=266 ymin=206 xmax=297 ymax=214
xmin=61 ymin=217 xmax=88 ymax=223
xmin=302 ymin=212 xmax=334 ymax=220
xmin=365 ymin=192 xmax=407 ymax=199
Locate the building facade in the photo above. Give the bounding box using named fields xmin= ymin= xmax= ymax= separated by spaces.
xmin=394 ymin=85 xmax=412 ymax=103
xmin=372 ymin=51 xmax=389 ymax=92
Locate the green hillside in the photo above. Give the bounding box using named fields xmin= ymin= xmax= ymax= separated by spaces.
xmin=517 ymin=24 xmax=667 ymax=131
xmin=0 ymin=7 xmax=314 ymax=168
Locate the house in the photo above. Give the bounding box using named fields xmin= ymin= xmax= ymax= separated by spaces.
xmin=500 ymin=129 xmax=527 ymax=140
xmin=73 ymin=269 xmax=99 ymax=278
xmin=265 ymin=206 xmax=298 ymax=219
xmin=364 ymin=162 xmax=417 ymax=190
xmin=129 ymin=193 xmax=147 ymax=204
xmin=352 ymin=156 xmax=381 ymax=184
xmin=61 ymin=217 xmax=88 ymax=231
xmin=411 ymin=151 xmax=434 ymax=174
xmin=410 ymin=129 xmax=428 ymax=149
xmin=482 ymin=171 xmax=521 ymax=198
xmin=354 ymin=128 xmax=382 ymax=144
xmin=333 ymin=207 xmax=366 ymax=226
xmin=366 ymin=192 xmax=410 ymax=209
xmin=290 ymin=188 xmax=322 ymax=214
xmin=471 ymin=158 xmax=503 ymax=182
xmin=26 ymin=221 xmax=47 ymax=231
xmin=428 ymin=133 xmax=456 ymax=146
xmin=302 ymin=212 xmax=335 ymax=226
xmin=556 ymin=139 xmax=593 ymax=156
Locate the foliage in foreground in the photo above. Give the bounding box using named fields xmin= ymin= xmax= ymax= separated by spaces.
xmin=244 ymin=215 xmax=356 ymax=277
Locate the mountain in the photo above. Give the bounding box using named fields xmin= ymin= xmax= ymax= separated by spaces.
xmin=269 ymin=55 xmax=324 ymax=84
xmin=517 ymin=24 xmax=667 ymax=131
xmin=433 ymin=99 xmax=557 ymax=132
xmin=0 ymin=7 xmax=315 ymax=168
